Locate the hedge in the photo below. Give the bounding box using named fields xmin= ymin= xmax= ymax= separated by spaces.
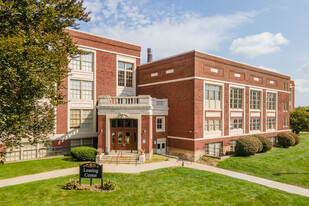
xmin=277 ymin=133 xmax=295 ymax=148
xmin=235 ymin=136 xmax=263 ymax=156
xmin=71 ymin=147 xmax=98 ymax=161
xmin=289 ymin=132 xmax=300 ymax=145
xmin=254 ymin=135 xmax=273 ymax=152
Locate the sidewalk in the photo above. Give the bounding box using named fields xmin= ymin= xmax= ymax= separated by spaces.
xmin=1 ymin=160 xmax=309 ymax=198
xmin=0 ymin=160 xmax=180 ymax=188
xmin=186 ymin=162 xmax=309 ymax=198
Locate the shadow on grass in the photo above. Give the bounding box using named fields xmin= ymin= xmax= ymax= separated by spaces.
xmin=273 ymin=172 xmax=309 ymax=176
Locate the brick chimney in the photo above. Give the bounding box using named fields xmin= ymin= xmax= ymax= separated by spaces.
xmin=147 ymin=48 xmax=152 ymax=63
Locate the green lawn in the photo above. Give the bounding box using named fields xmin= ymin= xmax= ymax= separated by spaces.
xmin=0 ymin=156 xmax=83 ymax=180
xmin=218 ymin=133 xmax=309 ymax=189
xmin=145 ymin=154 xmax=168 ymax=163
xmin=0 ymin=167 xmax=308 ymax=206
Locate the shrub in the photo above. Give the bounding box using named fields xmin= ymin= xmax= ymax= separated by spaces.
xmin=289 ymin=132 xmax=300 ymax=145
xmin=277 ymin=133 xmax=295 ymax=148
xmin=235 ymin=136 xmax=263 ymax=156
xmin=102 ymin=180 xmax=118 ymax=191
xmin=63 ymin=179 xmax=84 ymax=190
xmin=71 ymin=147 xmax=97 ymax=161
xmin=254 ymin=135 xmax=273 ymax=152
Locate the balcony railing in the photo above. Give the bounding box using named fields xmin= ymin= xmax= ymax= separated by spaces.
xmin=98 ymin=95 xmax=168 ymax=108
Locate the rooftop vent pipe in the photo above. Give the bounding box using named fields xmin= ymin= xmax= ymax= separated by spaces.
xmin=147 ymin=48 xmax=152 ymax=63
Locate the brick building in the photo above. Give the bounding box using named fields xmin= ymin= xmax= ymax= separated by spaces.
xmin=4 ymin=29 xmax=295 ymax=162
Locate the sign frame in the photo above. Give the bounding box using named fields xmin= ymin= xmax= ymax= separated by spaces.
xmin=79 ymin=163 xmax=103 ymax=187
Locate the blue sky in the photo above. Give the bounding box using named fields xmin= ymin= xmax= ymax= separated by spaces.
xmin=79 ymin=0 xmax=309 ymax=106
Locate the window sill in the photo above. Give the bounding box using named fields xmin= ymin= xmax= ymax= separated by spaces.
xmin=156 ymin=129 xmax=165 ymax=132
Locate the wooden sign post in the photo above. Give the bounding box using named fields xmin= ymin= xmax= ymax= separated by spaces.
xmin=79 ymin=163 xmax=103 ymax=187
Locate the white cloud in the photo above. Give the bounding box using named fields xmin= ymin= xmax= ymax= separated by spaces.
xmin=84 ymin=0 xmax=259 ymax=62
xmin=298 ymin=62 xmax=309 ymax=73
xmin=84 ymin=0 xmax=103 ymax=22
xmin=230 ymin=32 xmax=289 ymax=58
xmin=295 ymin=79 xmax=309 ymax=93
xmin=258 ymin=66 xmax=281 ymax=73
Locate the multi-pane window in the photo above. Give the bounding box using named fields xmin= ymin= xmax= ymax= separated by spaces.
xmin=283 ymin=102 xmax=288 ymax=112
xmin=69 ymin=80 xmax=93 ymax=100
xmin=267 ymin=93 xmax=276 ymax=110
xmin=118 ymin=61 xmax=134 ymax=87
xmin=230 ymin=140 xmax=237 ymax=152
xmin=156 ymin=117 xmax=165 ymax=131
xmin=205 ymin=119 xmax=221 ymax=131
xmin=70 ymin=110 xmax=93 ymax=129
xmin=230 ymin=88 xmax=243 ymax=109
xmin=250 ymin=118 xmax=261 ymax=131
xmin=283 ymin=117 xmax=288 ymax=128
xmin=250 ymin=90 xmax=261 ymax=110
xmin=289 ymin=88 xmax=292 ymax=111
xmin=267 ymin=118 xmax=276 ymax=130
xmin=69 ymin=53 xmax=93 ymax=71
xmin=269 ymin=136 xmax=277 ymax=145
xmin=205 ymin=84 xmax=222 ymax=109
xmin=230 ymin=119 xmax=243 ymax=130
xmin=205 ymin=142 xmax=223 ymax=157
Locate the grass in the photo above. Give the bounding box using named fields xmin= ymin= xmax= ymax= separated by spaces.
xmin=218 ymin=133 xmax=309 ymax=189
xmin=0 ymin=156 xmax=83 ymax=180
xmin=145 ymin=154 xmax=168 ymax=163
xmin=0 ymin=167 xmax=308 ymax=206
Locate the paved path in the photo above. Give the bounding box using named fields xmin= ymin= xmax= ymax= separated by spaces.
xmin=0 ymin=160 xmax=180 ymax=188
xmin=1 ymin=159 xmax=309 ymax=198
xmin=186 ymin=162 xmax=309 ymax=198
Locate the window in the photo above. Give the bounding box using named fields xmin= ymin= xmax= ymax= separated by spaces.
xmin=71 ymin=138 xmax=94 ymax=148
xmin=269 ymin=136 xmax=277 ymax=145
xmin=230 ymin=88 xmax=243 ymax=109
xmin=205 ymin=84 xmax=222 ymax=109
xmin=205 ymin=119 xmax=221 ymax=131
xmin=70 ymin=80 xmax=93 ymax=100
xmin=70 ymin=110 xmax=93 ymax=129
xmin=230 ymin=119 xmax=243 ymax=130
xmin=205 ymin=142 xmax=223 ymax=157
xmin=118 ymin=61 xmax=134 ymax=87
xmin=267 ymin=93 xmax=276 ymax=110
xmin=250 ymin=118 xmax=261 ymax=131
xmin=283 ymin=117 xmax=288 ymax=128
xmin=69 ymin=53 xmax=94 ymax=71
xmin=267 ymin=118 xmax=276 ymax=130
xmin=289 ymin=88 xmax=292 ymax=111
xmin=156 ymin=117 xmax=165 ymax=131
xmin=230 ymin=140 xmax=237 ymax=152
xmin=250 ymin=90 xmax=261 ymax=110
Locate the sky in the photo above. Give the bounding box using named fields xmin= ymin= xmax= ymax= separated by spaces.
xmin=78 ymin=0 xmax=309 ymax=107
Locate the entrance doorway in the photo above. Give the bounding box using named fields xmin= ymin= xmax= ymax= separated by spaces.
xmin=110 ymin=119 xmax=137 ymax=152
xmin=156 ymin=138 xmax=166 ymax=154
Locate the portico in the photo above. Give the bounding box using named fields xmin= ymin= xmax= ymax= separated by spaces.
xmin=97 ymin=95 xmax=168 ymax=159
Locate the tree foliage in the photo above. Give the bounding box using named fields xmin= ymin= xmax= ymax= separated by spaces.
xmin=290 ymin=107 xmax=309 ymax=135
xmin=0 ymin=0 xmax=90 ymax=152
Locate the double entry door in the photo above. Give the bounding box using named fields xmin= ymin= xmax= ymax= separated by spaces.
xmin=110 ymin=119 xmax=137 ymax=152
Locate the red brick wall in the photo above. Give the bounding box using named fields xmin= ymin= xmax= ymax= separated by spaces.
xmin=97 ymin=115 xmax=106 ymax=152
xmin=56 ymin=77 xmax=68 ymax=134
xmin=141 ymin=115 xmax=152 ymax=153
xmin=66 ymin=29 xmax=141 ymax=57
xmin=245 ymin=87 xmax=250 ymax=134
xmin=139 ymin=80 xmax=195 ymax=139
xmin=52 ymin=139 xmax=70 ymax=150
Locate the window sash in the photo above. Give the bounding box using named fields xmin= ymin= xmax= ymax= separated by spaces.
xmin=267 ymin=93 xmax=276 ymax=110
xmin=205 ymin=119 xmax=221 ymax=131
xmin=70 ymin=110 xmax=93 ymax=129
xmin=230 ymin=88 xmax=243 ymax=109
xmin=70 ymin=80 xmax=93 ymax=100
xmin=267 ymin=118 xmax=276 ymax=130
xmin=250 ymin=90 xmax=261 ymax=110
xmin=230 ymin=119 xmax=243 ymax=130
xmin=118 ymin=61 xmax=134 ymax=87
xmin=69 ymin=53 xmax=93 ymax=71
xmin=250 ymin=118 xmax=261 ymax=131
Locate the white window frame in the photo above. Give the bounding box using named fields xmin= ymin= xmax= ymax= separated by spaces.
xmin=230 ymin=118 xmax=243 ymax=130
xmin=156 ymin=117 xmax=165 ymax=132
xmin=266 ymin=118 xmax=276 ymax=130
xmin=250 ymin=90 xmax=261 ymax=110
xmin=250 ymin=118 xmax=261 ymax=132
xmin=266 ymin=92 xmax=276 ymax=111
xmin=205 ymin=119 xmax=221 ymax=132
xmin=204 ymin=84 xmax=222 ymax=110
xmin=230 ymin=87 xmax=244 ymax=109
xmin=69 ymin=53 xmax=94 ymax=72
xmin=205 ymin=142 xmax=223 ymax=157
xmin=118 ymin=61 xmax=134 ymax=88
xmin=70 ymin=109 xmax=94 ymax=130
xmin=69 ymin=80 xmax=93 ymax=100
xmin=230 ymin=140 xmax=237 ymax=152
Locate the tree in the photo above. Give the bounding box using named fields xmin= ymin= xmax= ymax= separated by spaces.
xmin=0 ymin=0 xmax=90 ymax=155
xmin=290 ymin=107 xmax=309 ymax=135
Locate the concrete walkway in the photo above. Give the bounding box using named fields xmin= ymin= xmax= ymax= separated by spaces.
xmin=0 ymin=159 xmax=309 ymax=198
xmin=186 ymin=162 xmax=309 ymax=198
xmin=0 ymin=160 xmax=180 ymax=188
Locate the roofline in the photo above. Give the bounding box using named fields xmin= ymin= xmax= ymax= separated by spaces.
xmin=194 ymin=50 xmax=290 ymax=78
xmin=66 ymin=28 xmax=142 ymax=48
xmin=140 ymin=50 xmax=290 ymax=79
